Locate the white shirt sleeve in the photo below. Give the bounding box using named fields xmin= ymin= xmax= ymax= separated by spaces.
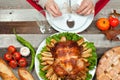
xmin=93 ymin=0 xmax=98 ymax=4
xmin=38 ymin=0 xmax=48 ymax=8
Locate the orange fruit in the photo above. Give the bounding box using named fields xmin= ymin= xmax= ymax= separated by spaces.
xmin=96 ymin=18 xmax=110 ymax=31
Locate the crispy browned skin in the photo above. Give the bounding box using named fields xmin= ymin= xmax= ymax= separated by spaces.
xmin=18 ymin=68 xmax=34 ymax=80
xmin=50 ymin=41 xmax=86 ymax=79
xmin=97 ymin=47 xmax=120 ymax=80
xmin=0 ymin=58 xmax=18 ymax=80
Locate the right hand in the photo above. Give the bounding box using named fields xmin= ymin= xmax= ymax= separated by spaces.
xmin=76 ymin=0 xmax=95 ymax=15
xmin=45 ymin=0 xmax=62 ymax=17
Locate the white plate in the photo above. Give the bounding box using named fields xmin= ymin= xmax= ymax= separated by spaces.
xmin=35 ymin=33 xmax=97 ymax=80
xmin=46 ymin=14 xmax=94 ymax=33
xmin=35 ymin=39 xmax=46 ymax=80
xmin=46 ymin=0 xmax=94 ymax=33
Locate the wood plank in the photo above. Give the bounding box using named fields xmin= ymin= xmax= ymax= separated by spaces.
xmin=0 ymin=9 xmax=41 ymax=21
xmin=0 ymin=21 xmax=41 ymax=34
xmin=0 ymin=0 xmax=32 ymax=9
xmin=1 ymin=34 xmax=120 ymax=49
xmin=0 ymin=21 xmax=100 ymax=34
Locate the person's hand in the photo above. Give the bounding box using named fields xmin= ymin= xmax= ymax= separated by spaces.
xmin=45 ymin=0 xmax=62 ymax=17
xmin=76 ymin=0 xmax=94 ymax=15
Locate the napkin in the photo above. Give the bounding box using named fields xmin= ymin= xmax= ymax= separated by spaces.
xmin=95 ymin=0 xmax=110 ymax=16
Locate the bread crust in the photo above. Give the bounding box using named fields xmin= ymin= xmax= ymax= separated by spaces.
xmin=0 ymin=58 xmax=18 ymax=80
xmin=18 ymin=68 xmax=34 ymax=80
xmin=96 ymin=47 xmax=120 ymax=80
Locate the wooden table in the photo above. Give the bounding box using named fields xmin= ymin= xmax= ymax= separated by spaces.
xmin=1 ymin=21 xmax=120 ymax=80
xmin=1 ymin=0 xmax=120 ymax=79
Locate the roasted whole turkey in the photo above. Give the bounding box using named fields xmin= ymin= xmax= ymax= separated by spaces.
xmin=39 ymin=33 xmax=96 ymax=80
xmin=51 ymin=40 xmax=87 ymax=79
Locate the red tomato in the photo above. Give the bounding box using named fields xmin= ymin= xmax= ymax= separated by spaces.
xmin=96 ymin=18 xmax=110 ymax=31
xmin=9 ymin=60 xmax=17 ymax=68
xmin=18 ymin=58 xmax=27 ymax=67
xmin=4 ymin=53 xmax=12 ymax=61
xmin=13 ymin=52 xmax=21 ymax=60
xmin=8 ymin=45 xmax=16 ymax=53
xmin=109 ymin=16 xmax=119 ymax=28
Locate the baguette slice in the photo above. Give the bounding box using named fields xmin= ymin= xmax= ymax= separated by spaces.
xmin=0 ymin=58 xmax=18 ymax=80
xmin=18 ymin=68 xmax=34 ymax=80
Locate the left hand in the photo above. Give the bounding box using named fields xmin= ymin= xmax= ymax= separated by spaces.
xmin=45 ymin=0 xmax=62 ymax=17
xmin=76 ymin=0 xmax=94 ymax=15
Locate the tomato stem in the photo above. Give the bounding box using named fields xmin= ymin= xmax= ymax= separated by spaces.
xmin=103 ymin=21 xmax=106 ymax=24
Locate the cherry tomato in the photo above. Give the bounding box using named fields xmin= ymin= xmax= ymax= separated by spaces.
xmin=109 ymin=16 xmax=119 ymax=28
xmin=8 ymin=45 xmax=16 ymax=53
xmin=109 ymin=16 xmax=113 ymax=21
xmin=9 ymin=60 xmax=17 ymax=68
xmin=13 ymin=52 xmax=21 ymax=60
xmin=18 ymin=58 xmax=27 ymax=67
xmin=4 ymin=53 xmax=12 ymax=61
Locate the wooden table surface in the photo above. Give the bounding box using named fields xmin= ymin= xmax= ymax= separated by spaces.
xmin=1 ymin=21 xmax=120 ymax=80
xmin=1 ymin=0 xmax=120 ymax=79
xmin=0 ymin=13 xmax=120 ymax=80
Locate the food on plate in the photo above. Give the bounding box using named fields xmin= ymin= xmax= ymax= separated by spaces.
xmin=18 ymin=68 xmax=34 ymax=80
xmin=109 ymin=15 xmax=119 ymax=28
xmin=15 ymin=33 xmax=36 ymax=71
xmin=96 ymin=47 xmax=120 ymax=80
xmin=37 ymin=32 xmax=97 ymax=80
xmin=20 ymin=47 xmax=30 ymax=57
xmin=0 ymin=58 xmax=18 ymax=80
xmin=96 ymin=18 xmax=110 ymax=31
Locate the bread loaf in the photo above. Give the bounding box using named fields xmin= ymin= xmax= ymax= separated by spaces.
xmin=0 ymin=58 xmax=18 ymax=80
xmin=18 ymin=68 xmax=34 ymax=80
